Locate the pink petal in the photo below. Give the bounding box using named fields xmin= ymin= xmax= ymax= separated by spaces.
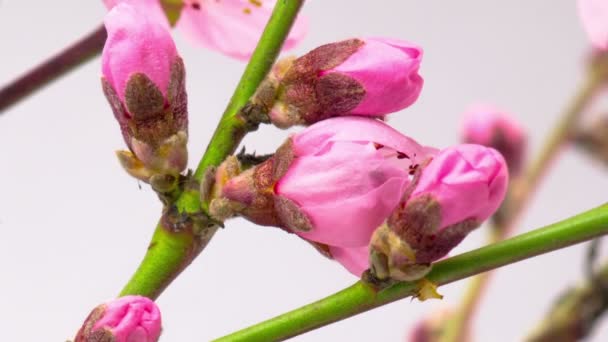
xmin=177 ymin=0 xmax=307 ymax=60
xmin=93 ymin=296 xmax=162 ymax=342
xmin=329 ymin=245 xmax=369 ymax=277
xmin=293 ymin=117 xmax=437 ymax=166
xmin=412 ymin=144 xmax=509 ymax=229
xmin=102 ymin=3 xmax=177 ymax=101
xmin=278 ymin=141 xmax=410 ymax=247
xmin=324 ymin=38 xmax=423 ymax=115
xmin=578 ymin=0 xmax=608 ymax=50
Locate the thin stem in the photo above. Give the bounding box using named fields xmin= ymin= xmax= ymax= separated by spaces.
xmin=214 ymin=203 xmax=608 ymax=342
xmin=441 ymin=71 xmax=605 ymax=342
xmin=119 ymin=0 xmax=305 ymax=299
xmin=526 ymin=260 xmax=608 ymax=341
xmin=0 ymin=25 xmax=105 ymax=113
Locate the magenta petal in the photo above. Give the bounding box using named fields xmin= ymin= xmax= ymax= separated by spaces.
xmin=102 ymin=3 xmax=177 ymax=101
xmin=293 ymin=117 xmax=437 ymax=165
xmin=279 ymin=141 xmax=410 ymax=247
xmin=412 ymin=144 xmax=509 ymax=228
xmin=93 ymin=296 xmax=161 ymax=342
xmin=324 ymin=38 xmax=423 ymax=115
xmin=578 ymin=0 xmax=608 ymax=50
xmin=329 ymin=245 xmax=369 ymax=277
xmin=177 ymin=0 xmax=307 ymax=60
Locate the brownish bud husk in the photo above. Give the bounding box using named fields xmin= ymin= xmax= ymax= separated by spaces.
xmin=267 ymin=39 xmax=366 ymax=128
xmin=575 ymin=116 xmax=608 ymax=167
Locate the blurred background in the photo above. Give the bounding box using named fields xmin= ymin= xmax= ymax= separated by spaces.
xmin=1 ymin=1 xmax=607 ymax=341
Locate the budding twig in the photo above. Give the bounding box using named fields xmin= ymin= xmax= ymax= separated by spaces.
xmin=119 ymin=0 xmax=306 ymax=299
xmin=214 ymin=203 xmax=608 ymax=341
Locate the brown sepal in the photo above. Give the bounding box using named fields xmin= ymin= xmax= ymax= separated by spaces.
xmin=279 ymin=39 xmax=366 ymax=124
xmin=388 ymin=195 xmax=479 ymax=264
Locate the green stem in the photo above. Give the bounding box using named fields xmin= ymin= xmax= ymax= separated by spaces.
xmin=0 ymin=25 xmax=105 ymax=113
xmin=214 ymin=203 xmax=608 ymax=342
xmin=119 ymin=0 xmax=305 ymax=299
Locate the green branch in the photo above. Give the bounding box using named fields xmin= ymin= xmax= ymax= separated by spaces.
xmin=214 ymin=203 xmax=608 ymax=342
xmin=119 ymin=0 xmax=305 ymax=299
xmin=0 ymin=25 xmax=106 ymax=113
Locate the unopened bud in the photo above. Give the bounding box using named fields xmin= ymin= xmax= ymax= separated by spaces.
xmin=215 ymin=117 xmax=437 ymax=276
xmin=261 ymin=38 xmax=423 ymax=128
xmin=370 ymin=144 xmax=509 ymax=281
xmin=74 ymin=295 xmax=161 ymax=342
xmin=102 ymin=3 xmax=188 ymax=182
xmin=461 ymin=104 xmax=526 ymax=175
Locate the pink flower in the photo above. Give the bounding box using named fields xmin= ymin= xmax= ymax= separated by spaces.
xmin=103 ymin=0 xmax=307 ymax=60
xmin=461 ymin=104 xmax=526 ymax=175
xmin=102 ymin=3 xmax=188 ymax=181
xmin=74 ymin=295 xmax=161 ymax=342
xmin=263 ymin=38 xmax=424 ymax=127
xmin=370 ymin=144 xmax=508 ymax=280
xmin=102 ymin=3 xmax=177 ymax=104
xmin=329 ymin=246 xmax=369 ymax=277
xmin=216 ymin=117 xmax=437 ymax=276
xmin=578 ymin=0 xmax=608 ymax=50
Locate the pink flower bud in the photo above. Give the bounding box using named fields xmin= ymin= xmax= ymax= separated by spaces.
xmin=218 ymin=117 xmax=437 ymax=249
xmin=74 ymin=295 xmax=161 ymax=342
xmin=102 ymin=3 xmax=188 ymax=181
xmin=266 ymin=38 xmax=423 ymax=127
xmin=461 ymin=104 xmax=526 ymax=175
xmin=578 ymin=0 xmax=608 ymax=50
xmin=370 ymin=144 xmax=508 ymax=281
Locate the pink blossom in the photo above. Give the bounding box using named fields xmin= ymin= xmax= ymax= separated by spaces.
xmin=578 ymin=0 xmax=608 ymax=50
xmin=410 ymin=144 xmax=508 ymax=230
xmin=103 ymin=0 xmax=307 ymax=60
xmin=178 ymin=0 xmax=307 ymax=60
xmin=282 ymin=117 xmax=436 ymax=247
xmin=373 ymin=143 xmax=509 ymax=276
xmin=102 ymin=3 xmax=177 ymax=103
xmin=74 ymin=295 xmax=161 ymax=342
xmin=102 ymin=3 xmax=188 ymax=180
xmin=324 ymin=38 xmax=423 ymax=115
xmin=267 ymin=38 xmax=424 ymax=127
xmin=461 ymin=104 xmax=526 ymax=174
xmin=218 ymin=117 xmax=437 ymax=276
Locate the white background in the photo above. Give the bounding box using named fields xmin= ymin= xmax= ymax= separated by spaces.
xmin=1 ymin=1 xmax=608 ymax=341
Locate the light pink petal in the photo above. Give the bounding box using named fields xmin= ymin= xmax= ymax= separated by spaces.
xmin=323 ymin=38 xmax=423 ymax=115
xmin=278 ymin=141 xmax=409 ymax=247
xmin=102 ymin=0 xmax=169 ymax=29
xmin=329 ymin=245 xmax=369 ymax=277
xmin=102 ymin=3 xmax=177 ymax=101
xmin=578 ymin=0 xmax=608 ymax=50
xmin=177 ymin=0 xmax=307 ymax=60
xmin=293 ymin=117 xmax=437 ymax=166
xmin=412 ymin=144 xmax=508 ymax=229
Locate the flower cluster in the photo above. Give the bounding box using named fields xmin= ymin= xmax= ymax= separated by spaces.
xmin=211 ymin=121 xmax=508 ymax=281
xmin=99 ymin=1 xmax=511 ymax=283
